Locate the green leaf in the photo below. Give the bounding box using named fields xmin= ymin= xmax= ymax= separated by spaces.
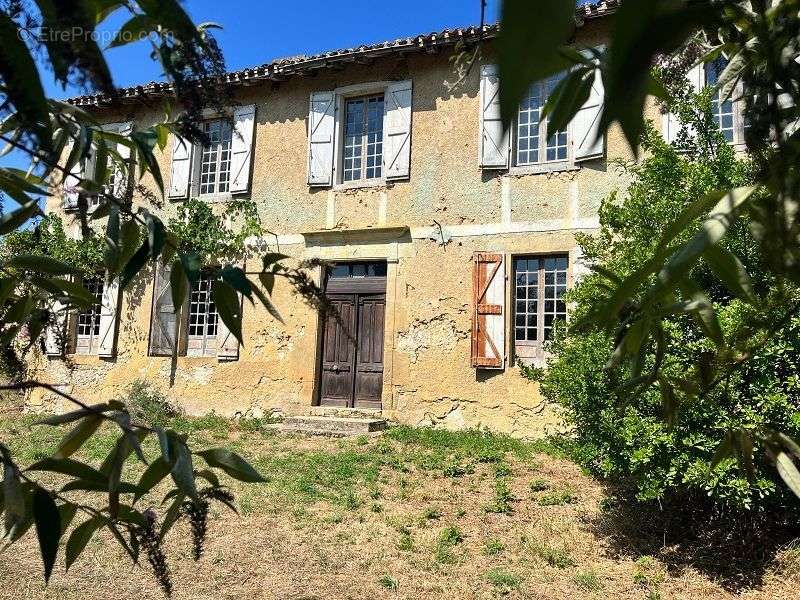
xmin=27 ymin=457 xmax=107 ymax=483
xmin=133 ymin=456 xmax=171 ymax=504
xmin=6 ymin=255 xmax=78 ymax=275
xmin=121 ymin=238 xmax=150 ymax=289
xmin=60 ymin=480 xmax=139 ymax=494
xmin=166 ymin=431 xmax=198 ymax=501
xmin=196 ymin=448 xmax=267 ymax=483
xmin=32 ymin=488 xmax=61 ymax=583
xmin=58 ymin=502 xmax=77 ymax=536
xmin=159 ymin=492 xmax=185 ymax=541
xmin=542 ymin=67 xmax=594 ymax=136
xmin=181 ymin=252 xmax=202 ymax=285
xmin=65 ymin=516 xmax=102 ymax=571
xmin=703 ymin=245 xmax=758 ymax=305
xmin=775 ymin=451 xmax=800 ymax=498
xmin=108 ymin=14 xmax=157 ymax=48
xmin=499 ymin=0 xmax=575 ymax=127
xmin=710 ymin=432 xmax=734 ymax=470
xmin=0 ymin=200 xmax=40 ymax=234
xmin=212 ymin=279 xmax=243 ymax=344
xmin=34 ymin=403 xmax=111 ymax=426
xmin=221 ymin=265 xmax=253 ymax=302
xmin=2 ymin=463 xmax=26 ymax=537
xmin=53 ymin=415 xmax=103 ymax=459
xmin=146 ymin=214 xmax=166 ymax=259
xmin=170 ymin=258 xmax=187 ymax=314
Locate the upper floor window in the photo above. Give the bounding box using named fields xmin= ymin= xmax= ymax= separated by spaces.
xmin=705 ymin=57 xmax=736 ymax=143
xmin=343 ymin=95 xmax=385 ymax=183
xmin=515 ymin=73 xmax=569 ymax=166
xmin=198 ymin=119 xmax=233 ymax=195
xmin=307 ymin=81 xmax=412 ymax=187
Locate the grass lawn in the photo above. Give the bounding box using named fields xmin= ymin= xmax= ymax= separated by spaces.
xmin=0 ymin=399 xmax=798 ymax=599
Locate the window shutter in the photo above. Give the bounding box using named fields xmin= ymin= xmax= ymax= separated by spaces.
xmin=44 ymin=300 xmax=67 ymax=356
xmin=63 ymin=149 xmax=83 ymax=209
xmin=229 ymin=104 xmax=256 ymax=194
xmin=471 ymin=252 xmax=506 ymax=369
xmin=149 ymin=262 xmax=179 ymax=356
xmin=479 ymin=65 xmax=510 ymax=169
xmin=307 ymin=91 xmax=336 ymax=186
xmin=97 ymin=275 xmax=121 ymax=357
xmin=384 ymin=80 xmax=413 ymax=180
xmin=216 ymin=292 xmax=242 ymax=362
xmin=167 ymin=133 xmax=193 ymax=199
xmin=113 ymin=122 xmax=133 ymax=198
xmin=573 ymin=50 xmax=605 ymax=162
xmin=663 ymin=63 xmax=704 ymax=143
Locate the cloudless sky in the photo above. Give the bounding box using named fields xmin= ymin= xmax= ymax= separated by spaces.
xmin=3 ymin=0 xmax=595 ymax=215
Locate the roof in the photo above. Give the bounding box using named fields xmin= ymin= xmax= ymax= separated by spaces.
xmin=67 ymin=0 xmax=619 ymax=107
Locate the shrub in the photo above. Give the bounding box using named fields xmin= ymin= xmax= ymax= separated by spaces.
xmin=121 ymin=379 xmax=181 ymax=428
xmin=529 ymin=90 xmax=800 ymax=514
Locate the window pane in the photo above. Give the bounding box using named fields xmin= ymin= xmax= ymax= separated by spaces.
xmin=76 ymin=275 xmax=104 ymax=340
xmin=189 ymin=272 xmax=218 ymax=339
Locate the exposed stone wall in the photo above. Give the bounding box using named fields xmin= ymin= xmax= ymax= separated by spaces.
xmin=32 ymin=20 xmax=659 ymax=437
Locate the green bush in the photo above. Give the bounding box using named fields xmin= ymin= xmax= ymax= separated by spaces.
xmin=529 ymin=88 xmax=800 ymax=513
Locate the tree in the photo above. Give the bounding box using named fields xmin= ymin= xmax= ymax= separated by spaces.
xmin=0 ymin=1 xmax=318 ymax=593
xmin=498 ymin=0 xmax=800 ymax=497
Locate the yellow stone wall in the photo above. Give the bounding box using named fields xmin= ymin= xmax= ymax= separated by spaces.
xmin=32 ymin=20 xmax=660 ymax=436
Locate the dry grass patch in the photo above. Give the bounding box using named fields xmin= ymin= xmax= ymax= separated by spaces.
xmin=0 ymin=404 xmax=798 ymax=599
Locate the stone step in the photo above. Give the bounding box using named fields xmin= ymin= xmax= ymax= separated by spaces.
xmin=307 ymin=406 xmax=383 ymax=419
xmin=280 ymin=415 xmax=386 ymax=437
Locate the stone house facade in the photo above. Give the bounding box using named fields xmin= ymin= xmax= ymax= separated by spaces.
xmin=32 ymin=2 xmax=745 ymax=435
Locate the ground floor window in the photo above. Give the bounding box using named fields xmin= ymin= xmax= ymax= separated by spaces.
xmin=186 ymin=271 xmax=219 ymax=357
xmin=513 ymin=255 xmax=568 ymax=357
xmin=74 ymin=274 xmax=104 ymax=355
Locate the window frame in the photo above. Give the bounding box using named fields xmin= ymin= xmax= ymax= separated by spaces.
xmin=185 ymin=270 xmax=219 ymax=358
xmin=331 ymin=81 xmax=393 ymax=189
xmin=510 ymin=75 xmax=575 ymax=173
xmin=72 ymin=273 xmax=105 ymax=356
xmin=510 ymin=253 xmax=570 ymax=363
xmin=704 ymin=58 xmax=747 ymax=147
xmin=190 ymin=117 xmax=234 ymax=200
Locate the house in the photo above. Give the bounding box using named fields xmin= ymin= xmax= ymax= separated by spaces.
xmin=32 ymin=1 xmax=746 ymax=435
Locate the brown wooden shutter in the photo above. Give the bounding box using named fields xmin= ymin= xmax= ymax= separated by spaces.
xmin=471 ymin=252 xmax=506 ymax=369
xmin=149 ymin=262 xmax=178 ymax=356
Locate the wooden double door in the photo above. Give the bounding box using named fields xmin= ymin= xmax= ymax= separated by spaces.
xmin=319 ymin=291 xmax=386 ymax=409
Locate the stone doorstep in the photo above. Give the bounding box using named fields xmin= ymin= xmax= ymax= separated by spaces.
xmin=279 ymin=415 xmax=387 ymax=437
xmin=307 ymin=406 xmax=383 ymax=420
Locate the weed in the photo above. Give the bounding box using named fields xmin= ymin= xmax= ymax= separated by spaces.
xmin=529 ymin=478 xmax=549 ymax=492
xmin=397 ymin=532 xmax=414 ymax=552
xmin=422 ymin=505 xmax=442 ymax=520
xmin=339 ymin=489 xmax=361 ymax=510
xmin=370 ymin=503 xmax=383 ymax=513
xmin=325 ymin=513 xmax=344 ymax=524
xmin=484 ymin=478 xmax=515 ymax=514
xmin=377 ymin=575 xmax=398 ymax=591
xmin=443 ymin=459 xmax=474 ymax=478
xmin=493 ymin=462 xmax=512 ymax=477
xmin=121 ymin=379 xmax=181 ymax=428
xmin=574 ymin=571 xmax=602 ymax=592
xmin=356 ymin=435 xmax=369 ymax=446
xmin=485 ymin=568 xmax=522 ymax=591
xmin=455 ymin=507 xmax=466 ymax=518
xmin=533 ymin=544 xmax=575 ymax=569
xmin=434 ymin=526 xmax=463 ymax=564
xmin=483 ymin=538 xmax=505 ymax=555
xmin=538 ymin=486 xmax=577 ymax=506
xmin=439 ymin=526 xmax=463 ymax=546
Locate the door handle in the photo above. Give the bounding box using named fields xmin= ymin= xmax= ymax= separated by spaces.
xmin=332 ymin=364 xmax=340 ymax=372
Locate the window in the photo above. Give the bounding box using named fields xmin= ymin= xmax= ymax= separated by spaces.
xmin=706 ymin=57 xmax=736 ymax=143
xmin=75 ymin=275 xmax=104 ymax=355
xmin=513 ymin=255 xmax=568 ymax=358
xmin=198 ymin=119 xmax=233 ymax=195
xmin=328 ymin=262 xmax=387 ymax=279
xmin=342 ymin=95 xmax=384 ymax=183
xmin=186 ymin=271 xmax=219 ymax=357
xmin=515 ymin=73 xmax=568 ymax=166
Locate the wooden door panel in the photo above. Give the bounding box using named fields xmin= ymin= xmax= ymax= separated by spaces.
xmin=354 ymin=294 xmax=385 ymax=409
xmin=320 ymin=295 xmax=356 ymax=407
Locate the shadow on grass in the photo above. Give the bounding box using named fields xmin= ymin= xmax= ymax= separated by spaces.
xmin=592 ymin=482 xmax=800 ymax=593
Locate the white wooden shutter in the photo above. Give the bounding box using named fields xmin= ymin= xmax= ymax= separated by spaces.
xmin=113 ymin=122 xmax=132 ymax=198
xmin=44 ymin=300 xmax=67 ymax=356
xmin=307 ymin=91 xmax=335 ymax=186
xmin=216 ymin=292 xmax=241 ymax=362
xmin=573 ymin=50 xmax=605 ymax=162
xmin=471 ymin=252 xmax=506 ymax=369
xmin=167 ymin=133 xmax=193 ymax=199
xmin=97 ymin=276 xmax=121 ymax=357
xmin=384 ymin=80 xmax=413 ymax=180
xmin=230 ymin=104 xmax=256 ymax=193
xmin=663 ymin=63 xmax=704 ymax=143
xmin=63 ymin=150 xmax=83 ymax=209
xmin=479 ymin=65 xmax=510 ymax=169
